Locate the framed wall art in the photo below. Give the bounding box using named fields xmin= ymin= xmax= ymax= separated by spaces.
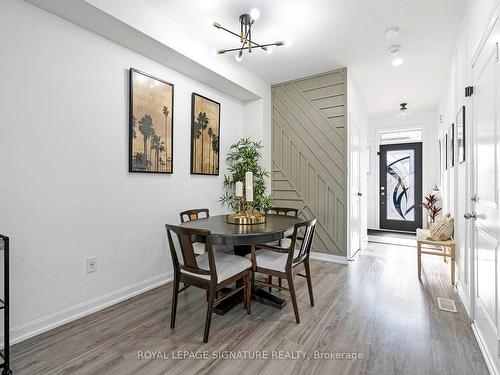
xmin=456 ymin=106 xmax=465 ymax=163
xmin=191 ymin=93 xmax=221 ymax=175
xmin=447 ymin=123 xmax=454 ymax=169
xmin=129 ymin=68 xmax=174 ymax=174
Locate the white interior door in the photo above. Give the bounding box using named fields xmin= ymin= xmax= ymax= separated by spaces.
xmin=470 ymin=16 xmax=500 ymax=370
xmin=349 ymin=116 xmax=361 ymax=258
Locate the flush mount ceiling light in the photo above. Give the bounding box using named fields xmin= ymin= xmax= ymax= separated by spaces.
xmin=392 ymin=57 xmax=404 ymax=66
xmin=385 ymin=27 xmax=400 ymax=39
xmin=389 ymin=44 xmax=402 ymax=56
xmin=394 ymin=103 xmax=413 ymax=119
xmin=213 ymin=9 xmax=286 ymax=61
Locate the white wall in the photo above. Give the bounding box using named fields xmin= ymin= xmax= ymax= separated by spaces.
xmin=0 ymin=0 xmax=249 ymax=343
xmin=438 ymin=0 xmax=500 ymax=373
xmin=366 ymin=108 xmax=440 ymax=230
xmin=438 ymin=0 xmax=497 ymax=312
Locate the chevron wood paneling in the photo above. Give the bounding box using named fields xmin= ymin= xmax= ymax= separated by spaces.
xmin=272 ymin=69 xmax=347 ymax=255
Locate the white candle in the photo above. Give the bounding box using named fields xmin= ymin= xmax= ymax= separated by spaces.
xmin=245 ymin=171 xmax=253 ymax=188
xmin=235 ymin=181 xmax=243 ymax=197
xmin=246 ymin=187 xmax=254 ymax=202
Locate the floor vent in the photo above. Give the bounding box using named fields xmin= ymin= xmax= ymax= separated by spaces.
xmin=437 ymin=297 xmax=458 ymax=313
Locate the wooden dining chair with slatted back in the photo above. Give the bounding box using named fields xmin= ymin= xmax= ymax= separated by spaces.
xmin=266 ymin=207 xmax=300 ymax=290
xmin=247 ymin=219 xmax=316 ymax=324
xmin=165 ymin=224 xmax=252 ymax=343
xmin=179 ymin=209 xmax=210 ymax=255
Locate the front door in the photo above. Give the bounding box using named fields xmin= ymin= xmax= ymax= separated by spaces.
xmin=379 ymin=142 xmax=422 ymax=232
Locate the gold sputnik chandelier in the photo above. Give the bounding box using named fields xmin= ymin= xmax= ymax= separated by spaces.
xmin=213 ymin=9 xmax=287 ymax=61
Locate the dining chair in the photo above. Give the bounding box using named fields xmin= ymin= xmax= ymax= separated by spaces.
xmin=179 ymin=209 xmax=210 ymax=255
xmin=179 ymin=208 xmax=210 ymax=223
xmin=266 ymin=207 xmax=300 ymax=290
xmin=267 ymin=207 xmax=299 ymax=217
xmin=247 ymin=219 xmax=317 ymax=324
xmin=165 ymin=224 xmax=252 ymax=343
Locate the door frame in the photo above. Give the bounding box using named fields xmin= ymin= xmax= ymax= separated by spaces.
xmin=348 ymin=114 xmax=362 ymax=260
xmin=378 ymin=142 xmax=423 ymax=232
xmin=370 ymin=126 xmax=428 ymax=231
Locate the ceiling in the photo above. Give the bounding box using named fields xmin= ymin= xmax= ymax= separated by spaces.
xmin=144 ymin=0 xmax=466 ymax=115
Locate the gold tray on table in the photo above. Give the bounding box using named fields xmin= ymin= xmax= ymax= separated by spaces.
xmin=226 ymin=212 xmax=266 ymax=225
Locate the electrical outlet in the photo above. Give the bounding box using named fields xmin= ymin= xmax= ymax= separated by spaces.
xmin=86 ymin=256 xmax=97 ymax=273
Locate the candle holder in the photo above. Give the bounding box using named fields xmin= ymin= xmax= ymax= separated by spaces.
xmin=226 ymin=197 xmax=266 ymax=225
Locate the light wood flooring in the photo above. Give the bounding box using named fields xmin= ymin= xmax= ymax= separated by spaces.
xmin=11 ymin=241 xmax=488 ymax=375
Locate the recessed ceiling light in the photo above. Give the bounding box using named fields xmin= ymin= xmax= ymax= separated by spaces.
xmin=250 ymin=8 xmax=260 ymax=21
xmin=392 ymin=57 xmax=404 ymax=66
xmin=385 ymin=27 xmax=400 ymax=39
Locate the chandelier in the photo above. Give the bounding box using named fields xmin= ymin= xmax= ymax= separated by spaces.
xmin=213 ymin=9 xmax=286 ymax=61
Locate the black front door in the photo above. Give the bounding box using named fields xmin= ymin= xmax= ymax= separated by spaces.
xmin=379 ymin=142 xmax=422 ymax=232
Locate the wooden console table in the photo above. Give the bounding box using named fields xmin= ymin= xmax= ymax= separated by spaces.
xmin=416 ymin=228 xmax=456 ymax=285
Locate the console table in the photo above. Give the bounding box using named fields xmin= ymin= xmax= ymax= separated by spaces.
xmin=416 ymin=228 xmax=455 ymax=285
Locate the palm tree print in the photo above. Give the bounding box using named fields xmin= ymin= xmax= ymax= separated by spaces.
xmin=138 ymin=115 xmax=155 ymax=169
xmin=162 ymin=106 xmax=170 ymax=170
xmin=193 ymin=112 xmax=209 ymax=172
xmin=131 ymin=116 xmax=137 ymax=139
xmin=211 ymin=134 xmax=219 ymax=174
xmin=150 ymin=134 xmax=166 ymax=172
xmin=207 ymin=127 xmax=213 ymax=173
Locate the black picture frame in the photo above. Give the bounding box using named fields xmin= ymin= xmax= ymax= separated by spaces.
xmin=129 ymin=68 xmax=174 ymax=174
xmin=439 ymin=139 xmax=442 ymax=175
xmin=456 ymin=106 xmax=465 ymax=163
xmin=447 ymin=123 xmax=454 ymax=168
xmin=190 ymin=93 xmax=221 ymax=176
xmin=445 ymin=134 xmax=448 ymax=170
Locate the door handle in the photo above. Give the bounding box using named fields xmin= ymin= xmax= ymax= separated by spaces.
xmin=357 ymin=192 xmax=362 ymax=197
xmin=464 ymin=212 xmax=477 ymax=220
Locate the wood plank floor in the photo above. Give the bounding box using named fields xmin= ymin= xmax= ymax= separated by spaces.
xmin=11 ymin=241 xmax=488 ymax=375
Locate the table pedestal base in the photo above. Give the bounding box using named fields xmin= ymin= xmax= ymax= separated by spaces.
xmin=214 ymin=287 xmax=287 ymax=315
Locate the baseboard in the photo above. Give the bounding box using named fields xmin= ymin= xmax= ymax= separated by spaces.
xmin=310 ymin=252 xmax=348 ymax=265
xmin=456 ymin=281 xmax=497 ymax=375
xmin=471 ymin=322 xmax=499 ymax=375
xmin=2 ymin=271 xmax=173 ymax=347
xmin=456 ymin=280 xmax=470 ymax=317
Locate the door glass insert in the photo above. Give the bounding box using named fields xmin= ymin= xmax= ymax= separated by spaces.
xmin=386 ymin=149 xmax=415 ymax=221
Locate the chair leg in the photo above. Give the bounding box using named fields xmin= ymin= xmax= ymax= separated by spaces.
xmin=286 ymin=273 xmax=300 ymax=324
xmin=304 ymin=259 xmax=314 ymax=307
xmin=245 ymin=274 xmax=251 ymax=315
xmin=279 ymin=277 xmax=282 ymax=288
xmin=243 ymin=276 xmax=248 ymax=310
xmin=170 ymin=272 xmax=180 ymax=329
xmin=268 ymin=275 xmax=272 ymax=292
xmin=203 ymin=288 xmax=216 ymax=343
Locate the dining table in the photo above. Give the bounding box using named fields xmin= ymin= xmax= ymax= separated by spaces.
xmin=179 ymin=213 xmax=304 ymax=315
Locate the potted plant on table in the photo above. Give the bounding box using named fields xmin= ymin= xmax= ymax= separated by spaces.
xmin=422 ymin=193 xmax=442 ymax=229
xmin=219 ymin=138 xmax=273 ymax=216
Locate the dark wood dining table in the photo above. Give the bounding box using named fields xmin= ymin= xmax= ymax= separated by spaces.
xmin=179 ymin=214 xmax=303 ymax=315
